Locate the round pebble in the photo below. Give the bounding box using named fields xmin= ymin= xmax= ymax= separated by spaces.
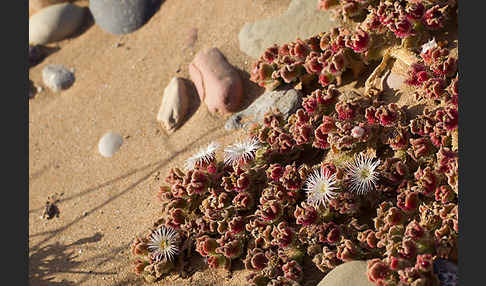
xmin=89 ymin=0 xmax=152 ymax=35
xmin=98 ymin=132 xmax=123 ymax=158
xmin=42 ymin=64 xmax=75 ymax=92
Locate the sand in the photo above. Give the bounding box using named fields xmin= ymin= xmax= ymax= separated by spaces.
xmin=29 ymin=1 xmax=298 ymax=285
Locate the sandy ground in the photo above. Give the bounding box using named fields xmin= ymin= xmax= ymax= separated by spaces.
xmin=29 ymin=0 xmax=296 ymax=285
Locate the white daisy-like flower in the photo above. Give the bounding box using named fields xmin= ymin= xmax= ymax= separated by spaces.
xmin=223 ymin=138 xmax=260 ymax=166
xmin=147 ymin=226 xmax=180 ymax=262
xmin=345 ymin=153 xmax=381 ymax=195
xmin=304 ymin=168 xmax=339 ymax=208
xmin=184 ymin=141 xmax=220 ymax=171
xmin=421 ymin=38 xmax=437 ymax=54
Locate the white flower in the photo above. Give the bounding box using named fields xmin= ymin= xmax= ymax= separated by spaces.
xmin=345 ymin=153 xmax=381 ymax=194
xmin=304 ymin=168 xmax=339 ymax=208
xmin=223 ymin=138 xmax=260 ymax=166
xmin=421 ymin=38 xmax=437 ymax=54
xmin=184 ymin=141 xmax=220 ymax=171
xmin=147 ymin=226 xmax=180 ymax=262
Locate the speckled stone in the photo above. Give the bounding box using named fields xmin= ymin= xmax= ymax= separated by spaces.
xmin=98 ymin=132 xmax=123 ymax=157
xmin=89 ymin=0 xmax=152 ymax=35
xmin=42 ymin=64 xmax=75 ymax=92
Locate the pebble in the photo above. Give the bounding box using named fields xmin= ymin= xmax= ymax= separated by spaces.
xmin=89 ymin=0 xmax=152 ymax=35
xmin=42 ymin=64 xmax=75 ymax=92
xmin=225 ymin=87 xmax=301 ymax=131
xmin=98 ymin=132 xmax=123 ymax=158
xmin=156 ymin=77 xmax=191 ymax=132
xmin=385 ymin=72 xmax=406 ymax=90
xmin=317 ymin=261 xmax=374 ymax=286
xmin=189 ymin=48 xmax=243 ymax=114
xmin=433 ymin=259 xmax=457 ymax=286
xmin=29 ymin=3 xmax=86 ymax=45
xmin=238 ymin=0 xmax=338 ymax=59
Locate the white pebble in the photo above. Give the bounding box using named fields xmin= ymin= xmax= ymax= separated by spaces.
xmin=98 ymin=131 xmax=123 ymax=157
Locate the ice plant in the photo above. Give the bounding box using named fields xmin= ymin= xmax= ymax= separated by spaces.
xmin=345 ymin=153 xmax=381 ymax=195
xmin=184 ymin=141 xmax=220 ymax=171
xmin=304 ymin=168 xmax=339 ymax=208
xmin=147 ymin=226 xmax=180 ymax=262
xmin=223 ymin=138 xmax=260 ymax=166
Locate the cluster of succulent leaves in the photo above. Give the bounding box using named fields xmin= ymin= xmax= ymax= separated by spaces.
xmin=251 ymin=0 xmax=457 ymax=93
xmin=130 ymin=0 xmax=458 ymax=285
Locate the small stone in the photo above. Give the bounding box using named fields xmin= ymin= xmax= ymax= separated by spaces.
xmin=29 ymin=45 xmax=44 ymax=67
xmin=89 ymin=0 xmax=153 ymax=35
xmin=189 ymin=48 xmax=243 ymax=114
xmin=98 ymin=131 xmax=123 ymax=158
xmin=434 ymin=259 xmax=457 ymax=286
xmin=37 ymin=86 xmax=44 ymax=93
xmin=156 ymin=77 xmax=191 ymax=132
xmin=317 ymin=261 xmax=374 ymax=286
xmin=42 ymin=64 xmax=75 ymax=92
xmin=385 ymin=72 xmax=406 ymax=90
xmin=225 ymin=86 xmax=301 ymax=131
xmin=29 ymin=3 xmax=86 ymax=45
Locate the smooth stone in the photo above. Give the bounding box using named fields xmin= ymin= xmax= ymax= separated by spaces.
xmin=225 ymin=87 xmax=301 ymax=131
xmin=42 ymin=64 xmax=75 ymax=92
xmin=385 ymin=72 xmax=406 ymax=90
xmin=29 ymin=3 xmax=86 ymax=45
xmin=189 ymin=48 xmax=243 ymax=115
xmin=157 ymin=77 xmax=190 ymax=132
xmin=98 ymin=132 xmax=123 ymax=158
xmin=89 ymin=0 xmax=152 ymax=35
xmin=238 ymin=0 xmax=338 ymax=59
xmin=433 ymin=259 xmax=457 ymax=286
xmin=317 ymin=261 xmax=374 ymax=286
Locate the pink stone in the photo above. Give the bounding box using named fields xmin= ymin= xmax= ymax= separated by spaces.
xmin=189 ymin=48 xmax=243 ymax=114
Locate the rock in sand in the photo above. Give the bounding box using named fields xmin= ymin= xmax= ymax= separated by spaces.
xmin=238 ymin=0 xmax=338 ymax=59
xmin=29 ymin=3 xmax=86 ymax=45
xmin=42 ymin=64 xmax=75 ymax=92
xmin=89 ymin=0 xmax=152 ymax=35
xmin=225 ymin=87 xmax=301 ymax=131
xmin=317 ymin=261 xmax=374 ymax=286
xmin=98 ymin=132 xmax=123 ymax=158
xmin=157 ymin=77 xmax=191 ymax=132
xmin=189 ymin=48 xmax=243 ymax=115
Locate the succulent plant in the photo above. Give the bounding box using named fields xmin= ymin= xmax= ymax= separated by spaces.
xmin=130 ymin=0 xmax=458 ymax=284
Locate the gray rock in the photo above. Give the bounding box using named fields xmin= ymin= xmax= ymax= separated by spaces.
xmin=29 ymin=3 xmax=86 ymax=45
xmin=157 ymin=77 xmax=190 ymax=132
xmin=225 ymin=87 xmax=301 ymax=131
xmin=238 ymin=0 xmax=338 ymax=59
xmin=433 ymin=259 xmax=457 ymax=286
xmin=317 ymin=261 xmax=374 ymax=286
xmin=98 ymin=132 xmax=123 ymax=157
xmin=89 ymin=0 xmax=152 ymax=35
xmin=42 ymin=64 xmax=75 ymax=92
